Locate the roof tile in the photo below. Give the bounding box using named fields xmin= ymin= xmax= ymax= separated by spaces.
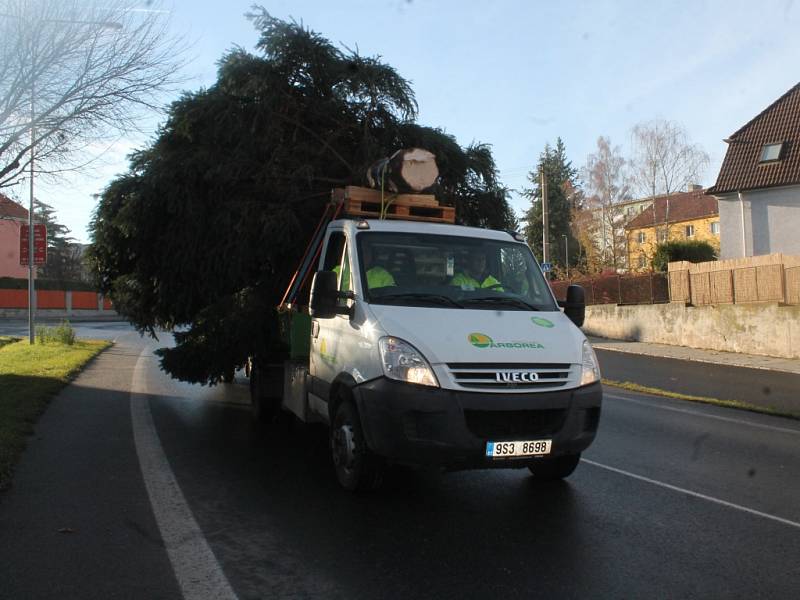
xmin=708 ymin=82 xmax=800 ymax=194
xmin=0 ymin=194 xmax=28 ymax=220
xmin=625 ymin=189 xmax=717 ymax=229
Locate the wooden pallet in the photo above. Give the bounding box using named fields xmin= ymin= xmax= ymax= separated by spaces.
xmin=332 ymin=186 xmax=455 ymax=223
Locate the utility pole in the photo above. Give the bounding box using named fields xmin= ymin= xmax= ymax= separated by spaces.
xmin=563 ymin=234 xmax=569 ymax=280
xmin=28 ymin=71 xmax=35 ymax=344
xmin=541 ymin=166 xmax=549 ymax=279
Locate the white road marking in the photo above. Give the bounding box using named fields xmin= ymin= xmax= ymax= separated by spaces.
xmin=582 ymin=458 xmax=800 ymax=531
xmin=605 ymin=392 xmax=800 ymax=436
xmin=131 ymin=347 xmax=238 ymax=600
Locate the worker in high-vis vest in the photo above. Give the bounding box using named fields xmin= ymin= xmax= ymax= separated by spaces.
xmin=450 ymin=249 xmax=503 ymax=290
xmin=362 ymin=244 xmax=396 ymax=289
xmin=333 ymin=245 xmax=396 ymax=290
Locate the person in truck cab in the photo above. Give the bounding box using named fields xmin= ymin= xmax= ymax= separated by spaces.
xmin=450 ymin=248 xmax=503 ymax=290
xmin=333 ymin=244 xmax=396 ymax=290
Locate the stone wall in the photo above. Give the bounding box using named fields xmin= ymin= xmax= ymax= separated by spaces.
xmin=584 ymin=302 xmax=800 ymax=359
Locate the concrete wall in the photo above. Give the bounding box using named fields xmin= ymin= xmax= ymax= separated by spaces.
xmin=584 ymin=302 xmax=800 ymax=359
xmin=717 ymin=185 xmax=800 ymax=259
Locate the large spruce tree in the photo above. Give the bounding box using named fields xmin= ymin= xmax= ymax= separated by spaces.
xmin=522 ymin=138 xmax=580 ymax=270
xmin=88 ymin=9 xmax=515 ymax=384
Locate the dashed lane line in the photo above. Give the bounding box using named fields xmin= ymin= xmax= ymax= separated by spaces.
xmin=582 ymin=458 xmax=800 ymax=531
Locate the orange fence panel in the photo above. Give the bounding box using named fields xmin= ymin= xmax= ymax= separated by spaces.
xmin=0 ymin=289 xmax=28 ymax=308
xmin=37 ymin=290 xmax=66 ymax=309
xmin=72 ymin=291 xmax=99 ymax=310
xmin=102 ymin=297 xmax=113 ymax=310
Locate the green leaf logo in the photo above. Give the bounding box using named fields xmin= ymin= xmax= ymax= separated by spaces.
xmin=468 ymin=332 xmax=493 ymax=348
xmin=531 ymin=317 xmax=554 ymax=328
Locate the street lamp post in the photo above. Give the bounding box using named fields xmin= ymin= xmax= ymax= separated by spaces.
xmin=28 ymin=72 xmax=35 ymax=343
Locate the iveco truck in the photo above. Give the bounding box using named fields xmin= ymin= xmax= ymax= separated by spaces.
xmin=250 ymin=189 xmax=602 ymax=491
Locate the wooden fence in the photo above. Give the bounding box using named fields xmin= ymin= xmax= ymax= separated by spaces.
xmin=550 ymin=272 xmax=669 ymax=305
xmin=668 ymin=253 xmax=800 ymax=306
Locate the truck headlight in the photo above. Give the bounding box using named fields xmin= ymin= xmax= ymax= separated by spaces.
xmin=378 ymin=337 xmax=439 ymax=387
xmin=580 ymin=340 xmax=601 ymax=386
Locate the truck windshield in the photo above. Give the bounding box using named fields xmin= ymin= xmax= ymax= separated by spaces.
xmin=356 ymin=232 xmax=558 ymax=311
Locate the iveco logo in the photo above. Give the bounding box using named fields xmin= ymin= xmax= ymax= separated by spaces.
xmin=495 ymin=371 xmax=539 ymax=382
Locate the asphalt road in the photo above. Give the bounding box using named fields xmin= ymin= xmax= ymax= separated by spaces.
xmin=595 ymin=348 xmax=800 ymax=414
xmin=1 ymin=323 xmax=799 ymax=598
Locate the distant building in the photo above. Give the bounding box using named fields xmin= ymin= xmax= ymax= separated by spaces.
xmin=0 ymin=194 xmax=30 ymax=278
xmin=588 ymin=197 xmax=653 ymax=270
xmin=707 ymin=82 xmax=800 ymax=258
xmin=626 ymin=188 xmax=719 ymax=271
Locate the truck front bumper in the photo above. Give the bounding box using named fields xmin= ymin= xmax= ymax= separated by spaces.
xmin=353 ymin=378 xmax=602 ymax=469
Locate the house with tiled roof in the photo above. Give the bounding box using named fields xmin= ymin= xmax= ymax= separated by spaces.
xmin=0 ymin=193 xmax=30 ymax=278
xmin=625 ymin=188 xmax=719 ymax=271
xmin=707 ymin=82 xmax=800 ymax=259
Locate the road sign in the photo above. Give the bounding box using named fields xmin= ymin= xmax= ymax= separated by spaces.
xmin=540 ymin=262 xmax=552 ymax=273
xmin=20 ymin=224 xmax=47 ymax=266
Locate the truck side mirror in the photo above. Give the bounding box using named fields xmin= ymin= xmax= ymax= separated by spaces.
xmin=310 ymin=271 xmax=351 ymax=319
xmin=310 ymin=271 xmax=338 ymax=319
xmin=562 ymin=284 xmax=585 ymax=327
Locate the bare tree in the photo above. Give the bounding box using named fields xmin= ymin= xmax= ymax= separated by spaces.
xmin=0 ymin=0 xmax=185 ymax=189
xmin=630 ymin=119 xmax=709 ymax=242
xmin=581 ymin=136 xmax=632 ymax=271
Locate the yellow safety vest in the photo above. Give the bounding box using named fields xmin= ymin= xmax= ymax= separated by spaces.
xmin=333 ymin=264 xmax=395 ymax=290
xmin=450 ymin=272 xmax=502 ymax=290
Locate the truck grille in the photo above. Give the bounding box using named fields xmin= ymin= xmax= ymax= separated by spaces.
xmin=464 ymin=409 xmax=567 ymax=439
xmin=446 ymin=363 xmax=572 ymax=390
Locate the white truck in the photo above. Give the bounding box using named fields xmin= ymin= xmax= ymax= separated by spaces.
xmin=251 ymin=189 xmax=602 ymax=490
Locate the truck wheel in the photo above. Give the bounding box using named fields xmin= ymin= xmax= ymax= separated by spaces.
xmin=249 ymin=364 xmax=280 ymax=423
xmin=527 ymin=453 xmax=581 ymax=481
xmin=330 ymin=400 xmax=383 ymax=491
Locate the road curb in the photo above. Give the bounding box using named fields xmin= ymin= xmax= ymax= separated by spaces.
xmin=602 ymin=379 xmax=800 ymax=421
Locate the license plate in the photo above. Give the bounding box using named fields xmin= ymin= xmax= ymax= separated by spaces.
xmin=486 ymin=440 xmax=552 ymax=458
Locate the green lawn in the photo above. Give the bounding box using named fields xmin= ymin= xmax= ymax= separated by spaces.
xmin=0 ymin=338 xmax=112 ymax=490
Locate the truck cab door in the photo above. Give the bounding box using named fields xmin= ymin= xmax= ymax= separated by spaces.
xmin=310 ymin=230 xmax=351 ymax=401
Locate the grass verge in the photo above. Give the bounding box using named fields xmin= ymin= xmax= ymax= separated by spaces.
xmin=0 ymin=338 xmax=112 ymax=490
xmin=602 ymin=378 xmax=800 ymax=420
xmin=0 ymin=336 xmax=18 ymax=350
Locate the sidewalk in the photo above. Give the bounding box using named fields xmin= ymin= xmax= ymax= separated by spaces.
xmin=589 ymin=336 xmax=800 ymax=375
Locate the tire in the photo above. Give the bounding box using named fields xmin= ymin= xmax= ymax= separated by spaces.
xmin=222 ymin=368 xmax=235 ymax=383
xmin=527 ymin=453 xmax=581 ymax=481
xmin=330 ymin=399 xmax=383 ymax=491
xmin=249 ymin=363 xmax=281 ymax=423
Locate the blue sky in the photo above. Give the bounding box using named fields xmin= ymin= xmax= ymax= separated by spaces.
xmin=31 ymin=0 xmax=800 ymax=242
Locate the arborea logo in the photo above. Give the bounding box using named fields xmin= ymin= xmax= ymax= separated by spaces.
xmin=468 ymin=332 xmax=493 ymax=348
xmin=467 ymin=332 xmax=544 ymax=350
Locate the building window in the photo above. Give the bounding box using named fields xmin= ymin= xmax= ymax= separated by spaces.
xmin=637 ymin=232 xmax=646 ymax=243
xmin=759 ymin=142 xmax=784 ymax=163
xmin=685 ymin=224 xmax=695 ymax=238
xmin=711 ymin=221 xmax=720 ymax=235
xmin=658 ymin=229 xmax=668 ymax=242
xmin=638 ymin=255 xmax=647 ymax=269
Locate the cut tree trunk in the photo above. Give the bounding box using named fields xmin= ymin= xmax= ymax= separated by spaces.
xmin=366 ymin=148 xmax=438 ymax=193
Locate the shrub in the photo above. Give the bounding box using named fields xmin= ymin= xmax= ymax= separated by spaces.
xmin=36 ymin=320 xmax=76 ymax=345
xmin=651 ymin=240 xmax=717 ymax=272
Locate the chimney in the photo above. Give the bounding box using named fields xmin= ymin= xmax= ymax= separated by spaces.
xmin=688 ymin=184 xmax=703 ymax=192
